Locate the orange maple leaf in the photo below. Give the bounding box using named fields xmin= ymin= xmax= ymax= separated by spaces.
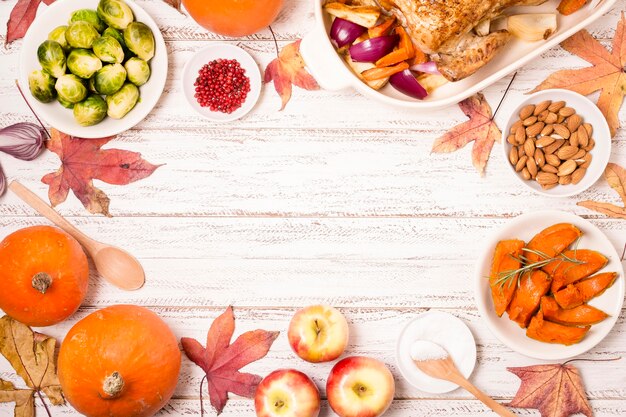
xmin=41 ymin=129 xmax=162 ymax=217
xmin=264 ymin=40 xmax=319 ymax=110
xmin=508 ymin=363 xmax=592 ymax=417
xmin=531 ymin=12 xmax=626 ymax=137
xmin=578 ymin=163 xmax=626 ymax=219
xmin=431 ymin=93 xmax=501 ymax=175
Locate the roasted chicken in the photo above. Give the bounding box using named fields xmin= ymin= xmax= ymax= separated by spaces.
xmin=389 ymin=0 xmax=547 ymax=81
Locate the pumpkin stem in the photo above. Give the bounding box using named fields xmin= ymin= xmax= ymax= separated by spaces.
xmin=32 ymin=272 xmax=52 ymax=294
xmin=103 ymin=372 xmax=124 ymax=398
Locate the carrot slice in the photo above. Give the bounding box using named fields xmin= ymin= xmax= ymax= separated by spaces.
xmin=489 ymin=239 xmax=525 ymax=317
xmin=557 ymin=0 xmax=587 ymax=15
xmin=409 ymin=49 xmax=428 ymax=66
xmin=368 ymin=15 xmax=396 ymax=38
xmin=554 ymin=272 xmax=618 ymax=309
xmin=540 ymin=296 xmax=608 ymax=326
xmin=543 ymin=249 xmax=608 ymax=293
xmin=396 ymin=26 xmax=415 ymax=58
xmin=506 ymin=270 xmax=552 ymax=328
xmin=525 ymin=223 xmax=582 ymax=263
xmin=375 ymin=48 xmax=410 ymax=67
xmin=526 ymin=311 xmax=590 ymax=345
xmin=361 ymin=61 xmax=408 ymax=81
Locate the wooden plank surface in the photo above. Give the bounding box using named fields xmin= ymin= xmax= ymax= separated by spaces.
xmin=1 ymin=0 xmax=625 ymax=415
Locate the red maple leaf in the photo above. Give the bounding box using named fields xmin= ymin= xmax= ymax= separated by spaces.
xmin=508 ymin=363 xmax=593 ymax=417
xmin=431 ymin=93 xmax=501 ymax=175
xmin=6 ymin=0 xmax=55 ymax=44
xmin=531 ymin=13 xmax=626 ymax=137
xmin=181 ymin=307 xmax=279 ymax=415
xmin=41 ymin=129 xmax=162 ymax=217
xmin=264 ymin=40 xmax=319 ymax=110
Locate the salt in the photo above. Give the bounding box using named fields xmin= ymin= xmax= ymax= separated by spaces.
xmin=410 ymin=340 xmax=449 ymax=362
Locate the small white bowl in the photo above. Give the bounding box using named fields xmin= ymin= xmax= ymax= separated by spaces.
xmin=502 ymin=89 xmax=611 ymax=198
xmin=181 ymin=44 xmax=261 ymax=123
xmin=18 ymin=0 xmax=168 ymax=138
xmin=474 ymin=210 xmax=625 ymax=360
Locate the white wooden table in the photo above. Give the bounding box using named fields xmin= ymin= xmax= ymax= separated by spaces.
xmin=1 ymin=1 xmax=625 ymax=415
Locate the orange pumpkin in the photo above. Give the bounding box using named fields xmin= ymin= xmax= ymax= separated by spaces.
xmin=182 ymin=0 xmax=284 ymax=37
xmin=58 ymin=305 xmax=181 ymax=417
xmin=0 ymin=225 xmax=89 ymax=326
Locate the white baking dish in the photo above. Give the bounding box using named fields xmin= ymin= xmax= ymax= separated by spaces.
xmin=300 ymin=0 xmax=617 ymax=109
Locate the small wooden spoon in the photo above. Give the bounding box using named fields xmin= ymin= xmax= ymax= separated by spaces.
xmin=9 ymin=181 xmax=145 ymax=291
xmin=412 ymin=341 xmax=516 ymax=417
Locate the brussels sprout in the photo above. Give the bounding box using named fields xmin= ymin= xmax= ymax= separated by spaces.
xmin=94 ymin=63 xmax=126 ymax=95
xmin=48 ymin=26 xmax=69 ymax=51
xmin=65 ymin=21 xmax=100 ymax=48
xmin=73 ymin=95 xmax=108 ymax=126
xmin=67 ymin=49 xmax=102 ymax=79
xmin=55 ymin=74 xmax=88 ymax=104
xmin=37 ymin=40 xmax=66 ymax=78
xmin=28 ymin=70 xmax=57 ymax=103
xmin=88 ymin=76 xmax=98 ymax=93
xmin=124 ymin=57 xmax=150 ymax=86
xmin=58 ymin=96 xmax=75 ymax=109
xmin=92 ymin=36 xmax=124 ymax=64
xmin=69 ymin=9 xmax=106 ymax=33
xmin=124 ymin=22 xmax=154 ymax=61
xmin=103 ymin=26 xmax=134 ymax=60
xmin=106 ymin=82 xmax=138 ymax=119
xmin=97 ymin=0 xmax=134 ymax=30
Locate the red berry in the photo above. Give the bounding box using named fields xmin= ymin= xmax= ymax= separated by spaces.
xmin=193 ymin=59 xmax=251 ymax=113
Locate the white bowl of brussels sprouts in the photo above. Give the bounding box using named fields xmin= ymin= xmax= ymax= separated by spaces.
xmin=19 ymin=0 xmax=167 ymax=138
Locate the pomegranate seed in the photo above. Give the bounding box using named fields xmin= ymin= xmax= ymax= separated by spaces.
xmin=193 ymin=59 xmax=251 ymax=113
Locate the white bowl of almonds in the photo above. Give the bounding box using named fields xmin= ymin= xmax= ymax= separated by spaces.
xmin=503 ymin=89 xmax=611 ymax=197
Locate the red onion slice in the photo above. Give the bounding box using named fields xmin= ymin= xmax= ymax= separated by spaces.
xmin=409 ymin=61 xmax=440 ymax=75
xmin=330 ymin=18 xmax=367 ymax=48
xmin=0 ymin=123 xmax=45 ymax=161
xmin=389 ymin=69 xmax=428 ymax=100
xmin=349 ymin=35 xmax=398 ymax=63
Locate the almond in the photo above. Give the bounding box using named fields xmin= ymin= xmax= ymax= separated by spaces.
xmin=556 ymin=145 xmax=578 ymax=160
xmin=544 ymin=139 xmax=565 ymax=155
xmin=509 ymin=147 xmax=519 ymax=165
xmin=548 ymin=101 xmax=565 ymax=112
xmin=536 ymin=136 xmax=555 ymax=148
xmin=557 ymin=114 xmax=566 ymax=123
xmin=584 ymin=138 xmax=595 ymax=151
xmin=537 ymin=171 xmax=558 ymax=185
xmin=583 ymin=123 xmax=593 ymax=137
xmin=572 ymin=148 xmax=586 ymax=160
xmin=542 ymin=182 xmax=558 ymax=190
xmin=581 ymin=153 xmax=592 ymax=169
xmin=542 ymin=164 xmax=558 ymax=174
xmin=571 ymin=167 xmax=586 ymax=184
xmin=567 ymin=114 xmax=582 ymax=132
xmin=515 ymin=155 xmax=528 ymax=172
xmin=522 ymin=167 xmax=531 ymax=180
xmin=518 ymin=146 xmax=526 ymax=158
xmin=507 ymin=134 xmax=517 ymax=145
xmin=559 ymin=107 xmax=576 ymax=117
xmin=526 ymin=122 xmax=544 ymax=138
xmin=524 ymin=138 xmax=536 ymax=158
xmin=523 ymin=116 xmax=538 ymax=126
xmin=569 ymin=131 xmax=579 ymax=148
xmin=559 ymin=175 xmax=572 ymax=185
xmin=577 ymin=125 xmax=589 ymax=147
xmin=510 ymin=119 xmax=523 ymax=134
xmin=515 ymin=125 xmax=526 ymax=144
xmin=533 ymin=100 xmax=551 ymax=116
xmin=552 ymin=124 xmax=571 ymax=139
xmin=545 ymin=112 xmax=558 ymax=124
xmin=546 ymin=154 xmax=561 ymax=167
xmin=541 ymin=124 xmax=554 ymax=136
xmin=537 ymin=110 xmax=549 ymax=122
xmin=519 ymin=104 xmax=535 ymax=120
xmin=558 ymin=159 xmax=577 ymax=176
xmin=534 ymin=148 xmax=545 ymax=167
xmin=527 ymin=157 xmax=538 ymax=178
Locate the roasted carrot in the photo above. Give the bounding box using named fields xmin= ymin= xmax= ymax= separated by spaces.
xmin=396 ymin=26 xmax=415 ymax=58
xmin=409 ymin=49 xmax=428 ymax=66
xmin=361 ymin=61 xmax=408 ymax=81
xmin=375 ymin=48 xmax=410 ymax=67
xmin=557 ymin=0 xmax=587 ymax=15
xmin=367 ymin=15 xmax=396 ymax=38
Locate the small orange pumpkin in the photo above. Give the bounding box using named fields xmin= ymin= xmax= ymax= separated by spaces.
xmin=0 ymin=225 xmax=89 ymax=326
xmin=58 ymin=305 xmax=181 ymax=417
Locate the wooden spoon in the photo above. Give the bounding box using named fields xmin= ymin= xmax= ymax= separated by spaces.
xmin=9 ymin=181 xmax=145 ymax=290
xmin=411 ymin=341 xmax=517 ymax=417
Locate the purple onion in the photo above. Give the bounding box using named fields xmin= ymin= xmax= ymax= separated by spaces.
xmin=330 ymin=17 xmax=367 ymax=48
xmin=0 ymin=163 xmax=5 ymax=196
xmin=349 ymin=35 xmax=398 ymax=63
xmin=409 ymin=61 xmax=440 ymax=75
xmin=0 ymin=123 xmax=45 ymax=161
xmin=389 ymin=69 xmax=428 ymax=100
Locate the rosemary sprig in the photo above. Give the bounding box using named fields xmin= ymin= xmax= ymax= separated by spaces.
xmin=492 ymin=246 xmax=584 ymax=289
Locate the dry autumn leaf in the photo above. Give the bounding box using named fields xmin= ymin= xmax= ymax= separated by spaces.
xmin=431 ymin=93 xmax=501 ymax=175
xmin=531 ymin=13 xmax=626 ymax=137
xmin=264 ymin=40 xmax=320 ymax=110
xmin=508 ymin=363 xmax=592 ymax=417
xmin=162 ymin=0 xmax=183 ymax=13
xmin=0 ymin=316 xmax=64 ymax=417
xmin=578 ymin=163 xmax=626 ymax=219
xmin=5 ymin=0 xmax=55 ymax=44
xmin=181 ymin=307 xmax=279 ymax=415
xmin=41 ymin=129 xmax=162 ymax=217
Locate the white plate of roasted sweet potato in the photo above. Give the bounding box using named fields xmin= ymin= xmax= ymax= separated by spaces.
xmin=475 ymin=210 xmax=624 ymax=360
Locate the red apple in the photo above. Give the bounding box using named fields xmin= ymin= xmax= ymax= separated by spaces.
xmin=255 ymin=369 xmax=321 ymax=417
xmin=326 ymin=356 xmax=395 ymax=417
xmin=288 ymin=305 xmax=349 ymax=363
